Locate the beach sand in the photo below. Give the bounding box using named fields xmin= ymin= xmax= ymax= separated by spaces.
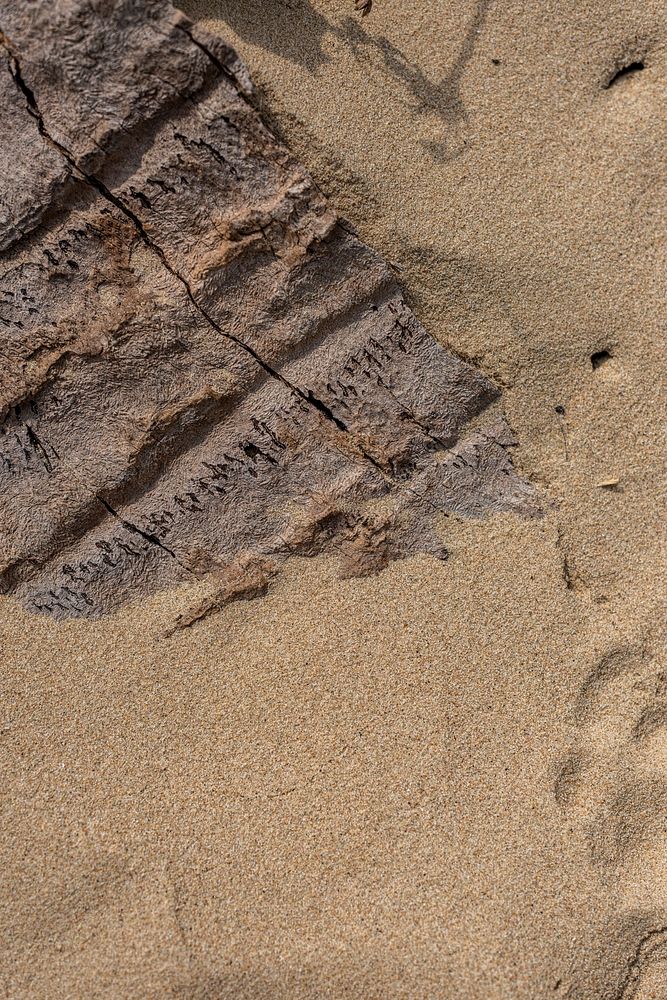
xmin=1 ymin=0 xmax=666 ymax=996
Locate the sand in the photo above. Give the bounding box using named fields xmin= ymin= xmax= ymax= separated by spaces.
xmin=1 ymin=0 xmax=666 ymax=997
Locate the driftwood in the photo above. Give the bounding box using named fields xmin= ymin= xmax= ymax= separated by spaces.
xmin=0 ymin=0 xmax=538 ymax=626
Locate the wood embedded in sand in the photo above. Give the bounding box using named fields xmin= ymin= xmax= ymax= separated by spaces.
xmin=0 ymin=0 xmax=540 ymax=623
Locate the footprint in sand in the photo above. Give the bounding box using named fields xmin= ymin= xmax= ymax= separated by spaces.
xmin=555 ymin=636 xmax=667 ymax=997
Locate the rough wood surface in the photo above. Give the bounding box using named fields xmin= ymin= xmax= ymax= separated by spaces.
xmin=0 ymin=0 xmax=539 ymax=625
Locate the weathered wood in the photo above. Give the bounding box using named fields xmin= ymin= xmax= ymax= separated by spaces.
xmin=0 ymin=0 xmax=539 ymax=625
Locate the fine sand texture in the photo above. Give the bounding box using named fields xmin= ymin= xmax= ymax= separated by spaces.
xmin=2 ymin=1 xmax=667 ymax=998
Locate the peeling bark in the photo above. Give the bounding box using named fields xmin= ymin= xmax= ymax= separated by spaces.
xmin=0 ymin=0 xmax=540 ymax=623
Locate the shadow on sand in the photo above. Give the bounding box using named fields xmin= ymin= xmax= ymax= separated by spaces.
xmin=183 ymin=0 xmax=495 ymax=161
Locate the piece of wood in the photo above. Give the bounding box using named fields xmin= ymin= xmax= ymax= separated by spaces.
xmin=0 ymin=0 xmax=540 ymax=623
